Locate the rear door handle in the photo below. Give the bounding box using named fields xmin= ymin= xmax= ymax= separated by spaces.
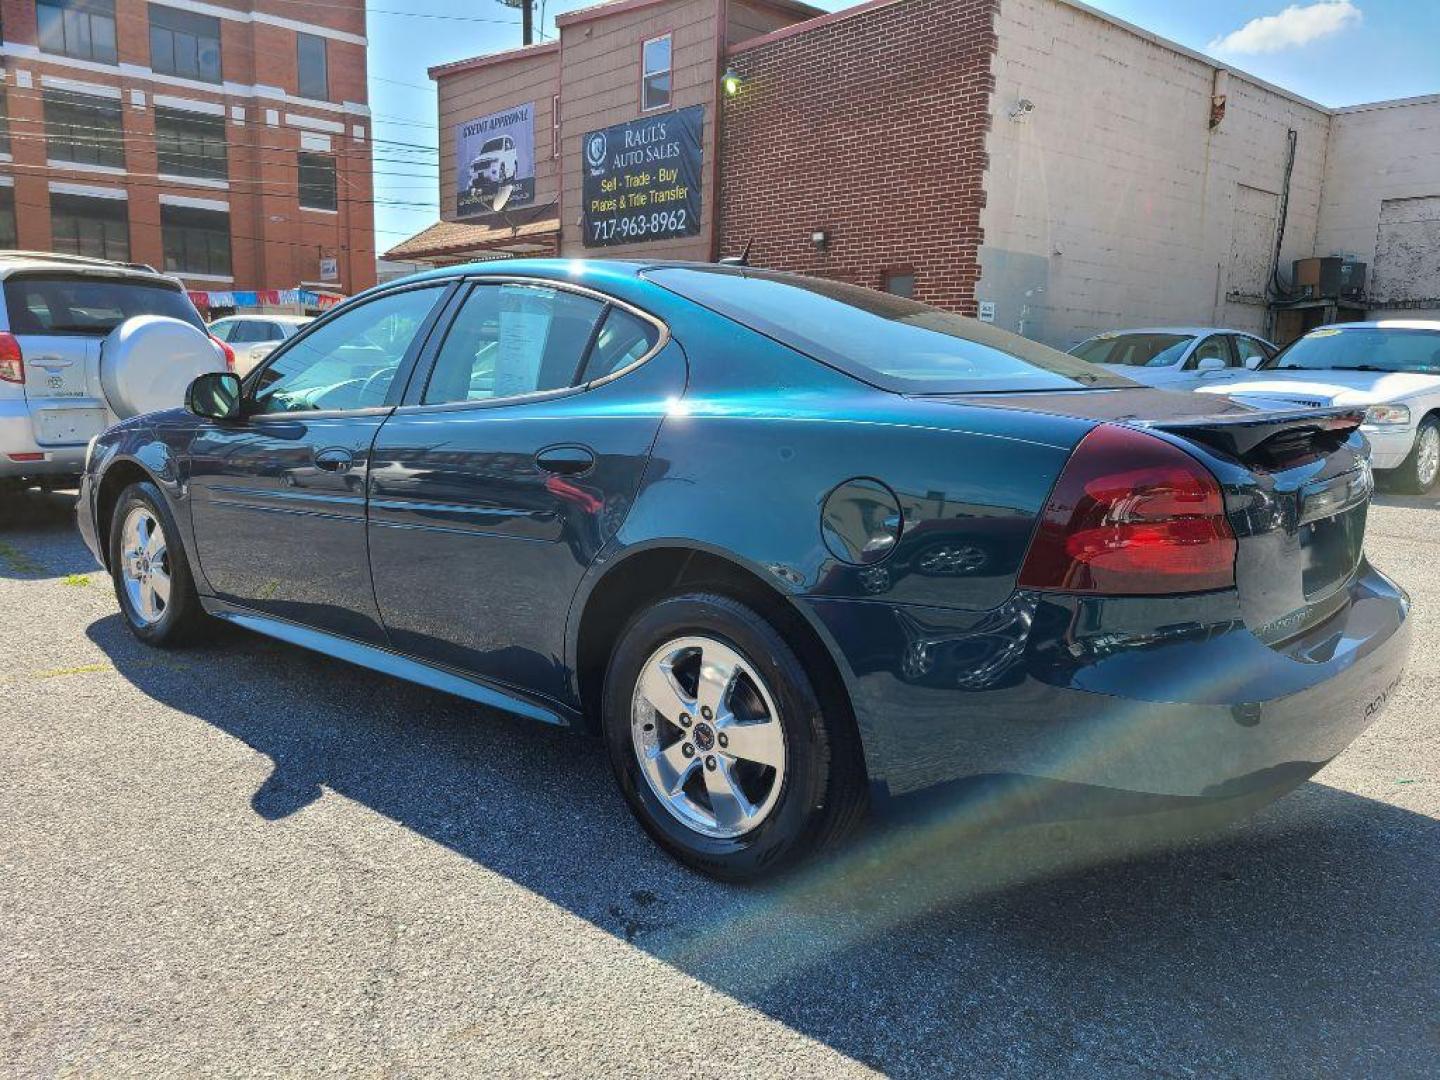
xmin=314 ymin=447 xmax=354 ymax=473
xmin=535 ymin=445 xmax=595 ymax=476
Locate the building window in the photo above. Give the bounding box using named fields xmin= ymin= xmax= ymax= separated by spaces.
xmin=297 ymin=33 xmax=328 ymax=101
xmin=883 ymin=270 xmax=916 ymax=298
xmin=149 ymin=4 xmax=222 ymax=84
xmin=0 ymin=189 xmax=16 ymax=249
xmin=552 ymin=93 xmax=560 ymax=159
xmin=641 ymin=34 xmax=671 ymax=111
xmin=51 ymin=193 xmax=129 ymax=261
xmin=44 ymin=89 xmax=125 ymax=169
xmin=161 ymin=204 xmax=231 ymax=276
xmin=36 ymin=0 xmax=117 ymax=63
xmin=155 ymin=107 xmax=228 ymax=180
xmin=298 ymin=153 xmax=337 ymax=210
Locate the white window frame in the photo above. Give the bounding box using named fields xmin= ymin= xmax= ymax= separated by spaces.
xmin=640 ymin=33 xmax=672 ymax=113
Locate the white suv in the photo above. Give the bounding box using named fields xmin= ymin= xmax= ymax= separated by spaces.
xmin=0 ymin=252 xmax=213 ymax=490
xmin=469 ymin=136 xmax=519 ymax=190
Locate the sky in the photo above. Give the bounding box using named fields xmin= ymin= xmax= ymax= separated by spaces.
xmin=366 ymin=0 xmax=1440 ymax=253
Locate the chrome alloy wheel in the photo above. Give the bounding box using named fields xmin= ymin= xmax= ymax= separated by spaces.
xmin=631 ymin=635 xmax=787 ymax=839
xmin=1416 ymin=425 xmax=1440 ymax=488
xmin=120 ymin=505 xmax=171 ymax=626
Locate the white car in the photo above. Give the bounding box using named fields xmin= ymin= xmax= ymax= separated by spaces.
xmin=1069 ymin=327 xmax=1277 ymax=389
xmin=469 ymin=136 xmax=519 ymax=190
xmin=208 ymin=314 xmax=312 ymax=375
xmin=0 ymin=251 xmax=222 ymax=492
xmin=1196 ymin=320 xmax=1440 ymax=493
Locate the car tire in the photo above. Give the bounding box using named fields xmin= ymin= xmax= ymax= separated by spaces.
xmin=108 ymin=481 xmax=208 ymax=647
xmin=1396 ymin=415 xmax=1440 ymax=495
xmin=602 ymin=592 xmax=867 ymax=881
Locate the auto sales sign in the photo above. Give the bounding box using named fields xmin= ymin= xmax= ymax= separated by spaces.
xmin=582 ymin=106 xmax=703 ymax=247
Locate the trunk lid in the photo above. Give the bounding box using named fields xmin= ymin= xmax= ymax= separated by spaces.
xmin=941 ymin=386 xmax=1373 ymax=643
xmin=19 ymin=334 xmax=109 ymax=447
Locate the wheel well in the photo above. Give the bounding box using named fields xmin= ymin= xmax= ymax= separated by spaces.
xmin=94 ymin=461 xmax=153 ymax=569
xmin=574 ymin=547 xmax=866 ymax=771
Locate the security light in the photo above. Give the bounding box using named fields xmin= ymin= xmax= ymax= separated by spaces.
xmin=722 ymin=68 xmax=744 ymax=96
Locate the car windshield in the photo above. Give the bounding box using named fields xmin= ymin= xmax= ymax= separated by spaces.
xmin=480 ymin=138 xmax=505 ymax=154
xmin=4 ymin=275 xmax=204 ymax=336
xmin=1266 ymin=326 xmax=1440 ymax=374
xmin=644 ymin=266 xmax=1134 ymax=393
xmin=1070 ymin=332 xmax=1194 ymax=368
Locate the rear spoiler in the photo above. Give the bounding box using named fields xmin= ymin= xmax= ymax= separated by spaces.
xmin=1142 ymin=406 xmax=1366 ymax=462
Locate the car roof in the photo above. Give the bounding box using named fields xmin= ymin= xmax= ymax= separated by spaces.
xmin=1311 ymin=320 xmax=1440 ymax=332
xmin=1084 ymin=327 xmax=1260 ymax=338
xmin=0 ymin=250 xmax=183 ymax=287
xmin=214 ymin=313 xmax=312 ymax=325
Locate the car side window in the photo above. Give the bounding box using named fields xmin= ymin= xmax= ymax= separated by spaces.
xmin=209 ymin=320 xmax=235 ymax=342
xmin=1190 ymin=336 xmax=1232 ymax=368
xmin=581 ymin=307 xmax=660 ymax=381
xmin=1232 ymin=336 xmax=1269 ymax=367
xmin=250 ymin=286 xmax=445 ymax=415
xmin=422 ymin=283 xmax=606 ymax=405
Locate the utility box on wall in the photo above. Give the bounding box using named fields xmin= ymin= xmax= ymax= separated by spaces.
xmin=1293 ymin=257 xmax=1367 ymax=300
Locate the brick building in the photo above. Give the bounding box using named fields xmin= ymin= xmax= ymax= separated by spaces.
xmin=396 ymin=0 xmax=1440 ymax=348
xmin=0 ymin=0 xmax=376 ymax=305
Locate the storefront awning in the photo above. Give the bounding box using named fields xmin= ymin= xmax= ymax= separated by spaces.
xmin=384 ymin=217 xmax=561 ymax=263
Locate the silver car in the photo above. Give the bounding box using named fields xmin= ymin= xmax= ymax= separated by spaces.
xmin=0 ymin=251 xmax=210 ymax=490
xmin=1069 ymin=327 xmax=1277 ymax=389
xmin=208 ymin=314 xmax=312 ymax=375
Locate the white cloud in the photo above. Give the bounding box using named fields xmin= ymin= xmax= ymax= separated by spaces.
xmin=1207 ymin=1 xmax=1362 ymax=54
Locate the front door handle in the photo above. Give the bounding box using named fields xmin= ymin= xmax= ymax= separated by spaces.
xmin=535 ymin=445 xmax=595 ymax=476
xmin=314 ymin=447 xmax=354 ymax=473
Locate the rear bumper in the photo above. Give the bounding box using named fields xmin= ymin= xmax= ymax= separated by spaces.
xmin=76 ymin=468 xmax=104 ymax=566
xmin=807 ymin=561 xmax=1410 ymax=804
xmin=0 ymin=400 xmax=85 ymax=477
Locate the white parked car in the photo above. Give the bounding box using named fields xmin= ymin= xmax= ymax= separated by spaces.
xmin=0 ymin=252 xmax=224 ymax=492
xmin=469 ymin=136 xmax=519 ymax=190
xmin=1196 ymin=321 xmax=1440 ymax=493
xmin=1069 ymin=327 xmax=1277 ymax=389
xmin=209 ymin=314 xmax=312 ymax=375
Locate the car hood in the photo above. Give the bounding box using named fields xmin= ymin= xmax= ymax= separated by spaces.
xmin=1193 ymin=368 xmax=1440 ymax=406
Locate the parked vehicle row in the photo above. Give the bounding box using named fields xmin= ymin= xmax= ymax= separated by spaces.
xmin=77 ymin=260 xmax=1410 ymax=881
xmin=1072 ymin=321 xmax=1440 ymax=493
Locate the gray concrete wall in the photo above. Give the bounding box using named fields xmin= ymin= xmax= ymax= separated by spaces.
xmin=1316 ymin=95 xmax=1440 ymax=320
xmin=979 ymin=0 xmax=1331 ymax=348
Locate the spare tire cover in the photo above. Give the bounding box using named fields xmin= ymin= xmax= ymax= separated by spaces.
xmin=100 ymin=315 xmax=226 ymax=419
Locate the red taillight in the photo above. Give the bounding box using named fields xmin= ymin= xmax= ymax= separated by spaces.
xmin=210 ymin=334 xmax=236 ymax=371
xmin=1018 ymin=424 xmax=1237 ymax=595
xmin=0 ymin=332 xmax=23 ymax=384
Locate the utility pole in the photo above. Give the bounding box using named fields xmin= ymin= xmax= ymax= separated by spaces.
xmin=496 ymin=0 xmax=535 ymax=46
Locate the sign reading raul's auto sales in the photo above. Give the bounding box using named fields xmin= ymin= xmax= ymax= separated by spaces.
xmin=582 ymin=105 xmax=703 ymax=247
xmin=456 ymin=102 xmax=535 ymax=219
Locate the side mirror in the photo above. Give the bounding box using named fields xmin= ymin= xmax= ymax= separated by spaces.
xmin=186 ymin=371 xmax=243 ymax=420
xmin=1196 ymin=356 xmax=1227 ymax=372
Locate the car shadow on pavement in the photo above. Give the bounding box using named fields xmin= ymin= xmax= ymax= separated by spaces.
xmin=86 ymin=611 xmax=1440 ymax=1076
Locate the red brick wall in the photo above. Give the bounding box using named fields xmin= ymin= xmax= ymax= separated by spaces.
xmin=718 ymin=0 xmax=997 ymax=313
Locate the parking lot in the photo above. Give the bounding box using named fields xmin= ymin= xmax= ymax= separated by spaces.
xmin=1 ymin=489 xmax=1436 ymax=1078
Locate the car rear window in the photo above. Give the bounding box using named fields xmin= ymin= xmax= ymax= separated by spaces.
xmin=643 ymin=266 xmax=1134 ymax=393
xmin=1071 ymin=332 xmax=1195 ymax=368
xmin=4 ymin=275 xmax=205 ymax=336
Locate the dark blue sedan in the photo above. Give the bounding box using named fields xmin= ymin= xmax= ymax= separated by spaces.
xmin=77 ymin=260 xmax=1410 ymax=880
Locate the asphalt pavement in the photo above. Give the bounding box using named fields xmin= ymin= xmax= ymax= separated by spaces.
xmin=1 ymin=488 xmax=1436 ymax=1078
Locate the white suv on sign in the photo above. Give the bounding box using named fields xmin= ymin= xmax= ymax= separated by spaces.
xmin=0 ymin=252 xmax=221 ymax=491
xmin=469 ymin=136 xmax=519 ymax=189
